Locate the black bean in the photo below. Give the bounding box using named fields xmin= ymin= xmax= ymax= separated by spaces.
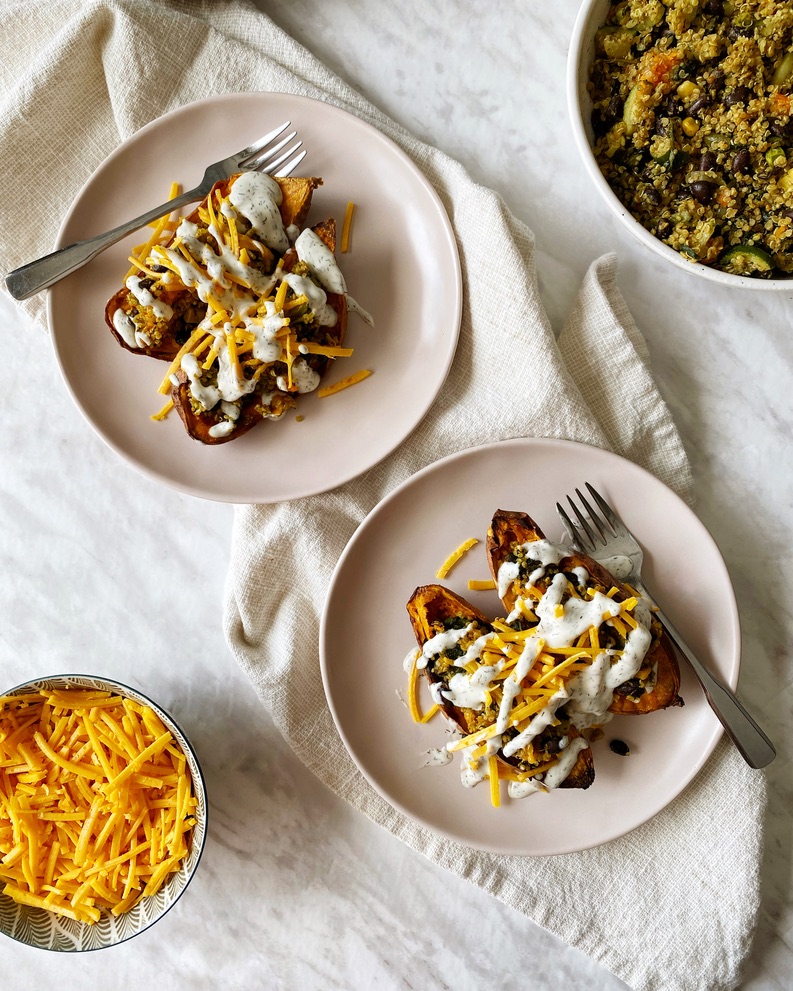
xmin=699 ymin=151 xmax=717 ymax=171
xmin=658 ymin=97 xmax=683 ymax=116
xmin=732 ymin=148 xmax=751 ymax=174
xmin=609 ymin=739 xmax=631 ymax=757
xmin=151 ymin=264 xmax=167 ymax=273
xmin=689 ymin=96 xmax=710 ymax=116
xmin=770 ymin=118 xmax=793 ymax=139
xmin=592 ymin=111 xmax=611 ymax=137
xmin=704 ymin=0 xmax=723 ymax=13
xmin=689 ymin=179 xmax=717 ymax=203
xmin=727 ymin=24 xmax=753 ymax=41
xmin=725 ymin=86 xmax=752 ymax=106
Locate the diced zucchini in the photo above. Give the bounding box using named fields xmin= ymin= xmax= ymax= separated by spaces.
xmin=623 ymin=85 xmax=643 ymax=136
xmin=772 ymin=52 xmax=793 ymax=87
xmin=720 ymin=244 xmax=773 ymax=273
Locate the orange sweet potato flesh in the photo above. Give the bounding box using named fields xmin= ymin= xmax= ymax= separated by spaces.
xmin=486 ymin=510 xmax=683 ymax=715
xmin=104 ymin=175 xmax=322 ymax=360
xmin=406 ymin=584 xmax=595 ymax=790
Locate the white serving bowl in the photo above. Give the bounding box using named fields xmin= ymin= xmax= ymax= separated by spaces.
xmin=0 ymin=674 xmax=207 ymax=951
xmin=567 ymin=0 xmax=793 ymax=291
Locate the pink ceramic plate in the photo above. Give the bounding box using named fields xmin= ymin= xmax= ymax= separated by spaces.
xmin=47 ymin=93 xmax=461 ymax=503
xmin=320 ymin=438 xmax=740 ymax=856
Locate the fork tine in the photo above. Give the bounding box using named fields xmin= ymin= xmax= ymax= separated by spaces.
xmin=240 ymin=130 xmax=297 ymax=169
xmin=233 ymin=121 xmax=291 ymax=162
xmin=585 ymin=483 xmax=626 ymax=534
xmin=577 ymin=487 xmax=614 ymax=542
xmin=566 ymin=495 xmax=600 ymax=551
xmin=556 ymin=502 xmax=583 ymax=550
xmin=249 ymin=139 xmax=303 ymax=175
xmin=274 ymin=148 xmax=308 ymax=177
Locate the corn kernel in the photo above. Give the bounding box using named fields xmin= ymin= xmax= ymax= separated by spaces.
xmin=779 ymin=168 xmax=793 ymax=192
xmin=677 ymin=80 xmax=697 ymax=99
xmin=682 ymin=117 xmax=699 ymax=136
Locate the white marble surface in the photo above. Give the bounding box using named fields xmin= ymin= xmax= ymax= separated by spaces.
xmin=0 ymin=1 xmax=791 ymax=989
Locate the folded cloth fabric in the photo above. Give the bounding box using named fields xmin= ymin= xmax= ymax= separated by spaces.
xmin=0 ymin=2 xmax=766 ymax=988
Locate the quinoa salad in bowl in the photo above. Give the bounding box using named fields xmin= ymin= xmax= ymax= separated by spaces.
xmin=587 ymin=0 xmax=793 ymax=279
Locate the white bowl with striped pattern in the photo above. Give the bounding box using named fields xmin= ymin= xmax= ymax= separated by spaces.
xmin=0 ymin=674 xmax=207 ymax=951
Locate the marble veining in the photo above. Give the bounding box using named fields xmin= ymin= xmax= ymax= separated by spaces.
xmin=0 ymin=1 xmax=790 ymax=989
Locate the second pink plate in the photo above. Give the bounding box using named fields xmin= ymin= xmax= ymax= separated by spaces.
xmin=320 ymin=438 xmax=740 ymax=856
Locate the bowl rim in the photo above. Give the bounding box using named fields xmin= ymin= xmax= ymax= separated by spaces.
xmin=0 ymin=672 xmax=208 ymax=951
xmin=567 ymin=0 xmax=793 ymax=292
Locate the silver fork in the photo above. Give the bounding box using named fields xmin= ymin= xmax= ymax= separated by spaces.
xmin=5 ymin=121 xmax=306 ymax=301
xmin=557 ymin=482 xmax=776 ymax=770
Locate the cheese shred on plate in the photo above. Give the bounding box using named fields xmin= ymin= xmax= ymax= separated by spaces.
xmin=317 ymin=368 xmax=373 ymax=398
xmin=436 ymin=537 xmax=479 ymax=579
xmin=0 ymin=688 xmax=197 ymax=924
xmin=341 ymin=201 xmax=355 ymax=254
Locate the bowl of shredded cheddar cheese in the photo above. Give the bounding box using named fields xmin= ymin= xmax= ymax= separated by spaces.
xmin=0 ymin=674 xmax=207 ymax=950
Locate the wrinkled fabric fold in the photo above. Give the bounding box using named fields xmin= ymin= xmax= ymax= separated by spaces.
xmin=0 ymin=2 xmax=765 ymax=989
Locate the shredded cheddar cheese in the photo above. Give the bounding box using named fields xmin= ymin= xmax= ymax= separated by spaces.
xmin=0 ymin=688 xmax=197 ymax=924
xmin=125 ymin=182 xmax=182 ymax=280
xmin=341 ymin=201 xmax=355 ymax=253
xmin=488 ymin=756 xmax=501 ymax=808
xmin=467 ymin=579 xmax=496 ymax=591
xmin=150 ymin=399 xmax=174 ymax=422
xmin=317 ymin=368 xmax=372 ymax=398
xmin=436 ymin=538 xmax=479 ymax=580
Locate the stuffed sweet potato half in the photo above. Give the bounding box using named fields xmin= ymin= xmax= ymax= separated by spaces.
xmin=105 ymin=172 xmax=355 ymax=445
xmin=406 ymin=584 xmax=595 ymax=794
xmin=486 ymin=509 xmax=683 ymax=716
xmin=168 ymin=217 xmax=348 ymax=445
xmin=105 ymin=174 xmax=322 ymax=360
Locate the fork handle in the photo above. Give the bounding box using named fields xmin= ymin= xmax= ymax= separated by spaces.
xmin=4 ymin=185 xmax=205 ymax=301
xmin=650 ymin=601 xmax=776 ymax=769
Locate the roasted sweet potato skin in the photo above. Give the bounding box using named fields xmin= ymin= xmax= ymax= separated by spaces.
xmin=406 ymin=584 xmax=595 ymax=790
xmin=406 ymin=584 xmax=491 ymax=736
xmin=486 ymin=509 xmax=683 ymax=714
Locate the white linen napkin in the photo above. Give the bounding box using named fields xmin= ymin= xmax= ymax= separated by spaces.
xmin=0 ymin=2 xmax=766 ymax=989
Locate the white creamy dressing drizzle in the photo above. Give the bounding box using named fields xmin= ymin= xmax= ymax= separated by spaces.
xmin=597 ymin=554 xmax=634 ymax=581
xmin=276 ymin=359 xmax=321 ymax=394
xmin=496 ymin=539 xmax=570 ymax=599
xmin=459 ymin=738 xmax=501 ymax=789
xmin=403 ymin=647 xmax=421 ymax=673
xmin=293 ymin=211 xmax=373 ymax=328
xmin=228 ymin=171 xmax=289 ymax=253
xmin=125 ymin=275 xmax=173 ymax=321
xmin=416 ymin=537 xmax=655 ymax=797
xmin=505 ymin=737 xmax=590 ymax=799
xmin=295 ymin=228 xmax=347 ymax=294
xmin=571 ymin=566 xmax=589 ymax=587
xmin=114 ymin=300 xmax=157 ymax=350
xmin=208 ymin=420 xmax=235 ymax=439
xmin=417 ymin=624 xmax=472 ymax=670
xmin=346 ymin=295 xmax=375 ymax=327
xmin=151 ymin=171 xmax=368 ymax=430
xmin=283 ymin=272 xmax=337 ymax=328
xmin=424 ymin=747 xmax=453 ymax=767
